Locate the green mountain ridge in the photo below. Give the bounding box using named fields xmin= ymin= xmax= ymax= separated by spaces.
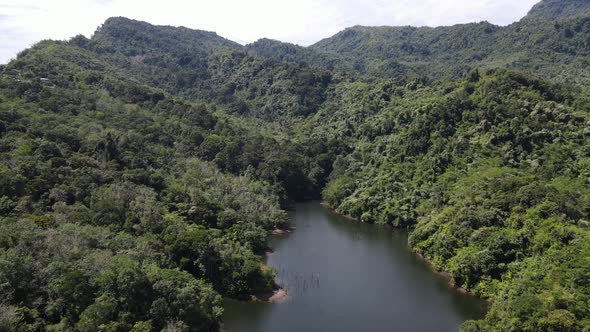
xmin=1 ymin=0 xmax=589 ymax=331
xmin=248 ymin=0 xmax=590 ymax=86
xmin=89 ymin=17 xmax=241 ymax=55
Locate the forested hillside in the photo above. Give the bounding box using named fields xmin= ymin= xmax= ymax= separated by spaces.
xmin=314 ymin=70 xmax=590 ymax=331
xmin=0 ymin=39 xmax=296 ymax=330
xmin=1 ymin=0 xmax=589 ymax=331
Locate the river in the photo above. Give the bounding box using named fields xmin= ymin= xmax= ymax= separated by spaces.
xmin=222 ymin=202 xmax=487 ymax=332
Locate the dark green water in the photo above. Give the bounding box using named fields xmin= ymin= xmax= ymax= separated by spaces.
xmin=223 ymin=202 xmax=487 ymax=332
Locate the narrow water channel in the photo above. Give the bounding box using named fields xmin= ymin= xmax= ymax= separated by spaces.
xmin=223 ymin=202 xmax=487 ymax=332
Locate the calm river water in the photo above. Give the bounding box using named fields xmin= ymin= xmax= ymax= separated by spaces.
xmin=223 ymin=202 xmax=487 ymax=332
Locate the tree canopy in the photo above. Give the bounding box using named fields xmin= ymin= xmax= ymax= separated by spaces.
xmin=1 ymin=1 xmax=590 ymax=330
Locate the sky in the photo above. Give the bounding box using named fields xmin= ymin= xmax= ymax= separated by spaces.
xmin=0 ymin=0 xmax=540 ymax=64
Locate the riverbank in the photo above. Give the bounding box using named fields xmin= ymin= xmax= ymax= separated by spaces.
xmin=269 ymin=226 xmax=296 ymax=236
xmin=413 ymin=252 xmax=481 ymax=297
xmin=244 ymin=229 xmax=293 ymax=303
xmin=321 ymin=202 xmax=483 ymax=299
xmin=250 ymin=288 xmax=289 ymax=303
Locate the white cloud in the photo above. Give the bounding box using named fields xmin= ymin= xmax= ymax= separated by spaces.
xmin=0 ymin=0 xmax=540 ymax=63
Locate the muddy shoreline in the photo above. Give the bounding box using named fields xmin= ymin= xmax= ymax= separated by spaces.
xmin=249 ymin=287 xmax=289 ymax=303
xmin=235 ymin=229 xmax=294 ymax=304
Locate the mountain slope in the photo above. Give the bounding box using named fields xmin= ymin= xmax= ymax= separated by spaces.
xmin=0 ymin=39 xmax=288 ymax=330
xmin=310 ymin=22 xmax=499 ymax=78
xmin=245 ymin=0 xmax=590 ymax=89
xmin=70 ymin=18 xmax=333 ymax=122
xmin=89 ymin=17 xmax=242 ymax=55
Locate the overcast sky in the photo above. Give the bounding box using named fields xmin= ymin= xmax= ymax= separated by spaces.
xmin=0 ymin=0 xmax=540 ymax=64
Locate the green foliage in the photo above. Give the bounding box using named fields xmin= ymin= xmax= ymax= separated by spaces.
xmin=0 ymin=32 xmax=291 ymax=329
xmin=2 ymin=3 xmax=590 ymax=330
xmin=315 ymin=70 xmax=590 ymax=330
